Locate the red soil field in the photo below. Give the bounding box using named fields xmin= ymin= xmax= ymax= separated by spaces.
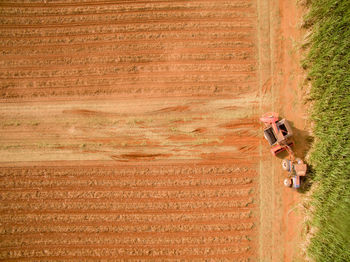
xmin=0 ymin=0 xmax=307 ymax=261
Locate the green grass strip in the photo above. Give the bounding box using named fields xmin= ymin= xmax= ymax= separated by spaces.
xmin=303 ymin=0 xmax=350 ymax=261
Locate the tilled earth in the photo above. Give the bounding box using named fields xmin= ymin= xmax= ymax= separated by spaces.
xmin=0 ymin=0 xmax=280 ymax=261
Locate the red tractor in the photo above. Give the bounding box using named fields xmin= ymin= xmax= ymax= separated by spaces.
xmin=260 ymin=112 xmax=307 ymax=189
xmin=282 ymin=158 xmax=307 ymax=189
xmin=260 ymin=112 xmax=294 ymax=156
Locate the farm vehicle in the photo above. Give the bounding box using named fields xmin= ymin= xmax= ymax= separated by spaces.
xmin=260 ymin=112 xmax=307 ymax=189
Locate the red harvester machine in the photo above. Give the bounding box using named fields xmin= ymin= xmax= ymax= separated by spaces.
xmin=260 ymin=112 xmax=307 ymax=189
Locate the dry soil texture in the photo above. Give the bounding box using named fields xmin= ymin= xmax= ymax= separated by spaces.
xmin=0 ymin=0 xmax=302 ymax=261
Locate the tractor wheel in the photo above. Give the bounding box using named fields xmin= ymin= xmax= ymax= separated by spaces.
xmin=282 ymin=159 xmax=291 ymax=171
xmin=284 ymin=178 xmax=292 ymax=187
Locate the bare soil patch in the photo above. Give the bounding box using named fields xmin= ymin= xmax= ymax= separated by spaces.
xmin=0 ymin=0 xmax=306 ymax=261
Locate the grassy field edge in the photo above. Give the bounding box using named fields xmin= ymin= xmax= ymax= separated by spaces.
xmin=303 ymin=0 xmax=350 ymax=261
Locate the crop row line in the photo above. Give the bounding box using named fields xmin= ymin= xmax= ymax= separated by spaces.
xmin=2 ymin=166 xmax=255 ymax=180
xmin=0 ymin=236 xmax=252 ymax=250
xmin=0 ymin=36 xmax=254 ymax=49
xmin=0 ymin=17 xmax=255 ymax=29
xmin=0 ymin=165 xmax=255 ymax=176
xmin=0 ymin=193 xmax=253 ymax=203
xmin=0 ymin=24 xmax=254 ymax=39
xmin=0 ymin=61 xmax=255 ymax=72
xmin=0 ymin=231 xmax=254 ymax=239
xmin=0 ymin=212 xmax=252 ymax=225
xmin=0 ymin=243 xmax=253 ymax=252
xmin=0 ymin=1 xmax=252 ymax=15
xmin=0 ymin=7 xmax=255 ymax=18
xmin=0 ymin=27 xmax=254 ymax=39
xmin=0 ymin=71 xmax=256 ymax=81
xmin=0 ymin=0 xmax=253 ymax=8
xmin=0 ymin=178 xmax=255 ymax=189
xmin=0 ymin=193 xmax=254 ymax=204
xmin=0 ymin=38 xmax=253 ymax=50
xmin=0 ymin=79 xmax=254 ymax=88
xmin=1 ymin=46 xmax=254 ymax=59
xmin=1 ymin=254 xmax=254 ymax=262
xmin=1 ymin=254 xmax=253 ymax=262
xmin=1 ymin=204 xmax=256 ymax=215
xmin=0 ymin=177 xmax=256 ymax=186
xmin=0 ymin=0 xmax=252 ymax=12
xmin=0 ymin=59 xmax=254 ymax=71
xmin=0 ymin=195 xmax=255 ymax=204
xmin=1 ymin=194 xmax=253 ymax=203
xmin=0 ymin=229 xmax=255 ymax=238
xmin=0 ymin=217 xmax=254 ymax=228
xmin=0 ymin=171 xmax=256 ymax=180
xmin=0 ymin=64 xmax=255 ymax=73
xmin=0 ymin=223 xmax=255 ymax=235
xmin=0 ymin=218 xmax=254 ymax=227
xmin=0 ymin=15 xmax=256 ymax=28
xmin=0 ymin=207 xmax=254 ymax=216
xmin=0 ymin=163 xmax=254 ymax=169
xmin=0 ymin=82 xmax=255 ymax=95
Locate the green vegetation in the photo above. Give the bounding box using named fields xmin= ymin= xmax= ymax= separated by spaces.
xmin=303 ymin=0 xmax=350 ymax=261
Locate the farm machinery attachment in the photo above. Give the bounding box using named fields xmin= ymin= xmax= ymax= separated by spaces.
xmin=260 ymin=112 xmax=307 ymax=189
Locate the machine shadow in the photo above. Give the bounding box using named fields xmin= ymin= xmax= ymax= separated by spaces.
xmin=274 ymin=123 xmax=313 ymax=159
xmin=288 ymin=121 xmax=315 ymax=193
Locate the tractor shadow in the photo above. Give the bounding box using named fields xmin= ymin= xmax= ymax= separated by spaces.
xmin=276 ymin=121 xmax=315 ymax=193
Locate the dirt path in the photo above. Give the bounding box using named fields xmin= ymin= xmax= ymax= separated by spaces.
xmin=275 ymin=1 xmax=309 ymax=261
xmin=0 ymin=0 xmax=306 ymax=261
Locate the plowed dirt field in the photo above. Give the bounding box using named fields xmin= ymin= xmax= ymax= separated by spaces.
xmin=0 ymin=0 xmax=304 ymax=261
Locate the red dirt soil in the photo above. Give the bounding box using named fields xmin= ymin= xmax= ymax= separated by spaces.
xmin=276 ymin=0 xmax=310 ymax=261
xmin=0 ymin=0 xmax=306 ymax=261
